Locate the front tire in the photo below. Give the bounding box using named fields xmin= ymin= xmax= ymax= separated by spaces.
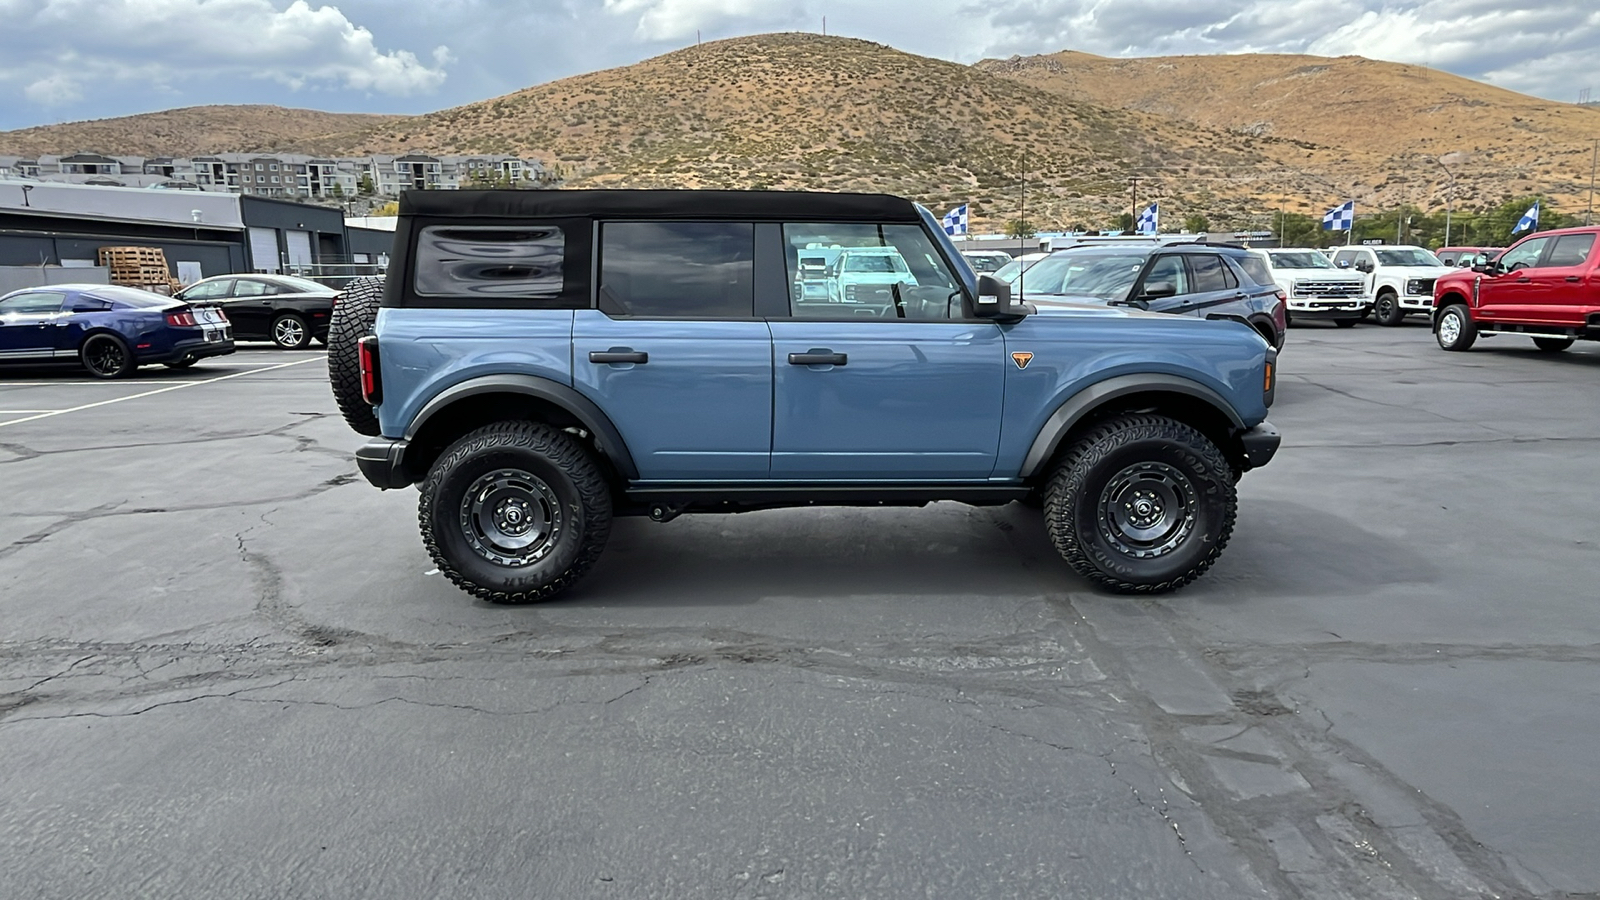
xmin=1043 ymin=414 xmax=1236 ymax=593
xmin=271 ymin=312 xmax=312 ymax=349
xmin=420 ymin=421 xmax=613 ymax=604
xmin=80 ymin=333 xmax=134 ymax=379
xmin=1374 ymin=293 xmax=1405 ymax=326
xmin=1533 ymin=337 xmax=1574 ymax=352
xmin=1435 ymin=304 xmax=1477 ymax=351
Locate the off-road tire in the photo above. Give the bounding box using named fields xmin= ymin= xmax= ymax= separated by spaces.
xmin=80 ymin=333 xmax=134 ymax=379
xmin=419 ymin=421 xmax=612 ymax=604
xmin=1374 ymin=293 xmax=1405 ymax=326
xmin=327 ymin=276 xmax=383 ymax=435
xmin=1533 ymin=337 xmax=1574 ymax=352
xmin=271 ymin=312 xmax=312 ymax=350
xmin=1435 ymin=304 xmax=1477 ymax=351
xmin=1044 ymin=414 xmax=1236 ymax=593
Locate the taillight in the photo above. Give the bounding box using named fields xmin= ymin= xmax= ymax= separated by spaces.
xmin=214 ymin=309 xmax=229 ymax=323
xmin=166 ymin=311 xmax=197 ymax=327
xmin=358 ymin=335 xmax=382 ymax=406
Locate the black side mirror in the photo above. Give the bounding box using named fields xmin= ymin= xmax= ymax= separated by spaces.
xmin=1141 ymin=280 xmax=1177 ymax=299
xmin=974 ymin=274 xmax=1028 ymax=322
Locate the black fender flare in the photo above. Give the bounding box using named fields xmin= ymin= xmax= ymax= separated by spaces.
xmin=1019 ymin=374 xmax=1246 ymax=479
xmin=404 ymin=374 xmax=639 ymax=480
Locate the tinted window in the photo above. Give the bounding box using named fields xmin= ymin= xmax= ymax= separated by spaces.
xmin=782 ymin=223 xmax=962 ymax=320
xmin=600 ymin=222 xmax=753 ymax=318
xmin=233 ymin=279 xmax=270 ymax=297
xmin=1545 ymin=234 xmax=1595 ymax=268
xmin=182 ymin=280 xmax=231 ymax=301
xmin=1374 ymin=248 xmax=1444 ymax=266
xmin=1142 ymin=255 xmax=1190 ymax=295
xmin=1188 ymin=254 xmax=1237 ymax=292
xmin=416 ymin=225 xmax=565 ymax=299
xmin=1498 ymin=237 xmax=1548 ymax=271
xmin=0 ymin=291 xmax=65 ymax=314
xmin=1234 ymin=254 xmax=1275 ymax=285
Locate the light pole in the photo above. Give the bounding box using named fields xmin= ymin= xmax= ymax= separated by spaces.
xmin=1432 ymin=153 xmax=1462 ymax=247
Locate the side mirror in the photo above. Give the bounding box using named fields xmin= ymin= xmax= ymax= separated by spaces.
xmin=1141 ymin=280 xmax=1177 ymax=299
xmin=974 ymin=274 xmax=1028 ymax=322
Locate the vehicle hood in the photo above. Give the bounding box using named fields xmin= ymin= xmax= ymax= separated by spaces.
xmin=1282 ymin=270 xmax=1363 ymax=280
xmin=1027 ymin=296 xmax=1164 ymax=319
xmin=1384 ymin=266 xmax=1455 ymax=279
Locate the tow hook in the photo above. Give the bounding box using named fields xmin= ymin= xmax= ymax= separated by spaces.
xmin=649 ymin=504 xmax=684 ymax=524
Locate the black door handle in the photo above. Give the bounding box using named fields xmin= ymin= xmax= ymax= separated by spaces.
xmin=788 ymin=351 xmax=847 ymax=366
xmin=589 ymin=350 xmax=647 ymax=364
xmin=1516 ymin=276 xmax=1532 ymax=283
xmin=1566 ymin=276 xmax=1582 ymax=282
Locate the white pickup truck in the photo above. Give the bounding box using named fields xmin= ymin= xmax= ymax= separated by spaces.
xmin=1329 ymin=245 xmax=1456 ymax=326
xmin=1249 ymin=248 xmax=1369 ymax=327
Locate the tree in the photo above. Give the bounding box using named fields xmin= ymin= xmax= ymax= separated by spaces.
xmin=373 ymin=201 xmax=399 ymax=216
xmin=1004 ymin=218 xmax=1037 ymax=239
xmin=1116 ymin=212 xmax=1135 ymax=232
xmin=329 ymin=182 xmax=345 ymax=199
xmin=358 ymin=173 xmax=375 ymax=196
xmin=1184 ymin=213 xmax=1210 ymax=233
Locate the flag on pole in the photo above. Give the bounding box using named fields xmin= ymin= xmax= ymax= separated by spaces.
xmin=1513 ymin=200 xmax=1540 ymax=235
xmin=941 ymin=204 xmax=969 ymax=236
xmin=1322 ymin=200 xmax=1355 ymax=231
xmin=1136 ymin=202 xmax=1159 ymax=235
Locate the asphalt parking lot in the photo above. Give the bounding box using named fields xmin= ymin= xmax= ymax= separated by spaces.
xmin=2 ymin=326 xmax=1597 ymax=899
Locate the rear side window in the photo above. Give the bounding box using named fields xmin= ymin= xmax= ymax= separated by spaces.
xmin=415 ymin=225 xmax=566 ymax=299
xmin=1188 ymin=254 xmax=1238 ymax=292
xmin=1545 ymin=234 xmax=1595 ymax=268
xmin=1234 ymin=254 xmax=1274 ymax=286
xmin=599 ymin=222 xmax=753 ymax=318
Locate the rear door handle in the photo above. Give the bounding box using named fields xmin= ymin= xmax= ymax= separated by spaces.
xmin=589 ymin=350 xmax=647 ymax=364
xmin=1515 ymin=276 xmax=1532 ymax=283
xmin=788 ymin=351 xmax=847 ymax=366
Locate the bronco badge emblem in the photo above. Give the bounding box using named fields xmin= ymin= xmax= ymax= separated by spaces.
xmin=1011 ymin=351 xmax=1034 ymax=370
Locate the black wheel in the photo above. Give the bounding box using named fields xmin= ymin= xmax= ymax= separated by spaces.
xmin=1374 ymin=293 xmax=1405 ymax=326
xmin=419 ymin=421 xmax=613 ymax=604
xmin=164 ymin=355 xmax=198 ymax=369
xmin=1334 ymin=318 xmax=1358 ymax=329
xmin=1435 ymin=304 xmax=1477 ymax=351
xmin=80 ymin=333 xmax=134 ymax=379
xmin=327 ymin=276 xmax=384 ymax=436
xmin=270 ymin=312 xmax=312 ymax=349
xmin=1043 ymin=414 xmax=1236 ymax=593
xmin=1533 ymin=337 xmax=1574 ymax=352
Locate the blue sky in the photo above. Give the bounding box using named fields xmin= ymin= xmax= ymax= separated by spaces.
xmin=1 ymin=0 xmax=1593 ymax=131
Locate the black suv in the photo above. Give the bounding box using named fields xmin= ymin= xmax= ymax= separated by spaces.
xmin=1009 ymin=243 xmax=1287 ymax=348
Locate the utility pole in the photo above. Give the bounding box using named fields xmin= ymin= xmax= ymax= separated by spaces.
xmin=1130 ymin=177 xmax=1139 ymax=232
xmin=1588 ymin=139 xmax=1597 ymax=225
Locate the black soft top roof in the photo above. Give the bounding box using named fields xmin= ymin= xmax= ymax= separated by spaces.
xmin=399 ymin=189 xmax=922 ymax=222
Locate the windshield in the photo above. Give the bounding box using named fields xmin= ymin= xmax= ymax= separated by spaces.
xmin=964 ymin=253 xmax=1010 ymax=273
xmin=1374 ymin=248 xmax=1444 ymax=267
xmin=844 ymin=254 xmax=904 ymax=273
xmin=1267 ymin=251 xmax=1335 ymax=269
xmin=1015 ymin=253 xmax=1147 ymax=300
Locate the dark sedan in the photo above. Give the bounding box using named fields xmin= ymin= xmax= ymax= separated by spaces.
xmin=174 ymin=274 xmax=337 ymax=349
xmin=0 ymin=284 xmax=234 ymax=378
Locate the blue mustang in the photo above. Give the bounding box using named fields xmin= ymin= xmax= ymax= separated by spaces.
xmin=0 ymin=283 xmax=235 ymax=378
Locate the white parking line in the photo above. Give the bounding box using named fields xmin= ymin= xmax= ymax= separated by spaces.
xmin=0 ymin=410 xmax=60 ymax=414
xmin=0 ymin=357 xmax=323 ymax=429
xmin=0 ymin=381 xmax=203 ymax=387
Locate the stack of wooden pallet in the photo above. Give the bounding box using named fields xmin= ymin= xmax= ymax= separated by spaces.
xmin=97 ymin=246 xmax=174 ymax=295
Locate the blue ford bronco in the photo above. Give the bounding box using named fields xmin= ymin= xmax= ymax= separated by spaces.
xmin=328 ymin=190 xmax=1279 ymax=602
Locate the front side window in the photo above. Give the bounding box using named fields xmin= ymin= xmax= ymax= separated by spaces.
xmin=415 ymin=224 xmax=566 ymax=299
xmin=782 ymin=223 xmax=962 ymax=319
xmin=1141 ymin=255 xmax=1190 ymax=295
xmin=1497 ymin=237 xmax=1549 ymax=271
xmin=0 ymin=291 xmax=65 ymax=314
xmin=1188 ymin=254 xmax=1238 ymax=292
xmin=600 ymin=222 xmax=753 ymax=318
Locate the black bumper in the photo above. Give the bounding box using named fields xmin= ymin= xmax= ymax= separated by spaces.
xmin=1238 ymin=421 xmax=1281 ymax=470
xmin=356 ymin=436 xmax=412 ymax=489
xmin=142 ymin=336 xmax=235 ymax=364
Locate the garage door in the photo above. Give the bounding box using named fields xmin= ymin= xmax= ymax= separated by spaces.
xmin=248 ymin=227 xmax=280 ymax=273
xmin=285 ymin=230 xmax=313 ymax=271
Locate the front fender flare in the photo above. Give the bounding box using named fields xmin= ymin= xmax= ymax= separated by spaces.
xmin=404 ymin=374 xmax=639 ymax=480
xmin=1018 ymin=374 xmax=1246 ymax=479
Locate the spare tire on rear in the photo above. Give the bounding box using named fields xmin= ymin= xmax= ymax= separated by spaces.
xmin=328 ymin=276 xmax=384 ymax=436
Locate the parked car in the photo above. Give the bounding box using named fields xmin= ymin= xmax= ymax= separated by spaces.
xmin=1011 ymin=243 xmax=1286 ymax=348
xmin=174 ymin=274 xmax=337 ymax=349
xmin=826 ymin=246 xmax=917 ymax=304
xmin=1249 ymin=248 xmax=1368 ymax=327
xmin=962 ymin=250 xmax=1015 ymax=273
xmin=328 ymin=190 xmax=1280 ymax=602
xmin=992 ymin=252 xmax=1051 ymax=286
xmin=1328 ymin=245 xmax=1454 ymax=325
xmin=0 ymin=283 xmax=233 ymax=378
xmin=1436 ymin=246 xmax=1500 ymax=267
xmin=1432 ymin=226 xmax=1600 ymax=352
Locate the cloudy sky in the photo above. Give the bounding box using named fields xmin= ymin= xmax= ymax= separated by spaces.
xmin=0 ymin=0 xmax=1593 ymax=131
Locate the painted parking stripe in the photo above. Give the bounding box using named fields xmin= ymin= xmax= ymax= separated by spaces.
xmin=0 ymin=357 xmax=323 ymax=429
xmin=0 ymin=410 xmax=61 ymax=414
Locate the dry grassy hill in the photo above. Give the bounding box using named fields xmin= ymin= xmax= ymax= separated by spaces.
xmin=978 ymin=51 xmax=1600 ymax=215
xmin=0 ymin=105 xmax=407 ymax=159
xmin=312 ymin=33 xmax=1301 ymax=227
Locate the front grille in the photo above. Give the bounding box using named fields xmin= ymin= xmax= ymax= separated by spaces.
xmin=1293 ymin=279 xmax=1364 ymax=298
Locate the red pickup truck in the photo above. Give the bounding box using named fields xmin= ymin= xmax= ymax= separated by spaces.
xmin=1432 ymin=226 xmax=1600 ymax=352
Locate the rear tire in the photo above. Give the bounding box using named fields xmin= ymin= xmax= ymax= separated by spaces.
xmin=1533 ymin=337 xmax=1574 ymax=352
xmin=80 ymin=333 xmax=134 ymax=379
xmin=1374 ymin=293 xmax=1405 ymax=326
xmin=1043 ymin=414 xmax=1236 ymax=594
xmin=327 ymin=276 xmax=384 ymax=436
xmin=270 ymin=312 xmax=312 ymax=350
xmin=1435 ymin=304 xmax=1477 ymax=351
xmin=419 ymin=421 xmax=613 ymax=604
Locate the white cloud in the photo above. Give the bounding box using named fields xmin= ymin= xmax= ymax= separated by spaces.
xmin=602 ymin=0 xmax=808 ymax=42
xmin=0 ymin=0 xmax=450 ymax=109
